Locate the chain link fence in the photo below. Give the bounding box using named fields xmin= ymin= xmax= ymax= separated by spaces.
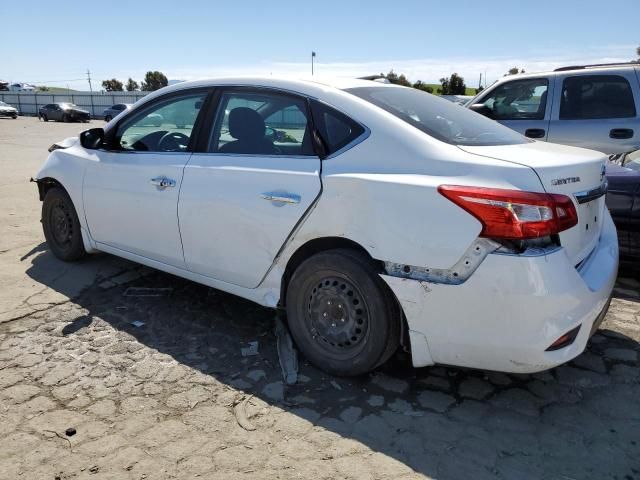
xmin=0 ymin=91 xmax=149 ymax=118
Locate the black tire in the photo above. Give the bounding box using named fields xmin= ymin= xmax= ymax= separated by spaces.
xmin=42 ymin=187 xmax=86 ymax=262
xmin=12 ymin=115 xmax=17 ymax=119
xmin=41 ymin=113 xmax=48 ymax=122
xmin=286 ymin=249 xmax=400 ymax=376
xmin=104 ymin=115 xmax=112 ymax=122
xmin=62 ymin=114 xmax=70 ymax=123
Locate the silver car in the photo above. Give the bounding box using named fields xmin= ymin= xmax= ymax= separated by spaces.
xmin=103 ymin=103 xmax=132 ymax=122
xmin=466 ymin=63 xmax=640 ymax=154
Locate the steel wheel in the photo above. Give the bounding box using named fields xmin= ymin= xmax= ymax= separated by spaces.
xmin=286 ymin=249 xmax=400 ymax=376
xmin=307 ymin=276 xmax=370 ymax=354
xmin=42 ymin=187 xmax=86 ymax=261
xmin=49 ymin=199 xmax=73 ymax=251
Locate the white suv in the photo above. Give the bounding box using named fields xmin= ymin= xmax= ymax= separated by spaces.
xmin=34 ymin=77 xmax=618 ymax=376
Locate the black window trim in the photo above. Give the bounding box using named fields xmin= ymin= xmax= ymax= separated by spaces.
xmin=103 ymin=87 xmax=214 ymax=153
xmin=309 ymin=98 xmax=370 ymax=160
xmin=559 ymin=74 xmax=637 ymax=121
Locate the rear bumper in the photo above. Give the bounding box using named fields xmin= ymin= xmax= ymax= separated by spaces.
xmin=381 ymin=210 xmax=619 ymax=373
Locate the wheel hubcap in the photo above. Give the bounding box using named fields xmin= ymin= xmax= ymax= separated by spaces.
xmin=50 ymin=201 xmax=73 ymax=249
xmin=307 ymin=276 xmax=369 ymax=351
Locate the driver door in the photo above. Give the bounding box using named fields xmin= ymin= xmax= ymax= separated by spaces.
xmin=83 ymin=91 xmax=208 ymax=269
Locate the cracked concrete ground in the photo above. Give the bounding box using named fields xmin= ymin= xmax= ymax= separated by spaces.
xmin=1 ymin=117 xmax=639 ymax=479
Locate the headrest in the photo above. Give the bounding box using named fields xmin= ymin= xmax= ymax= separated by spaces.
xmin=228 ymin=107 xmax=265 ymax=141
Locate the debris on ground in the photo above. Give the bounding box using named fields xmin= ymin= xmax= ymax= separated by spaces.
xmin=65 ymin=427 xmax=76 ymax=437
xmin=330 ymin=380 xmax=343 ymax=391
xmin=240 ymin=341 xmax=259 ymax=357
xmin=130 ymin=320 xmax=145 ymax=328
xmin=275 ymin=314 xmax=298 ymax=385
xmin=123 ymin=287 xmax=173 ymax=297
xmin=233 ymin=395 xmax=256 ymax=431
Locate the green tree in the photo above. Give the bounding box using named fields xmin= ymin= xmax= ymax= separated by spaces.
xmin=125 ymin=78 xmax=139 ymax=92
xmin=439 ymin=73 xmax=466 ymax=95
xmin=101 ymin=78 xmax=124 ymax=92
xmin=505 ymin=67 xmax=525 ymax=76
xmin=384 ymin=69 xmax=412 ymax=87
xmin=413 ymin=80 xmax=433 ymax=93
xmin=37 ymin=85 xmax=49 ymax=92
xmin=141 ymin=71 xmax=168 ymax=91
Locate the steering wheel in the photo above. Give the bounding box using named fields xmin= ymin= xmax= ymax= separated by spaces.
xmin=158 ymin=131 xmax=190 ymax=152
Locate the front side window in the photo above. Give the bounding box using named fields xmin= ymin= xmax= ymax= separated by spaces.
xmin=115 ymin=93 xmax=206 ymax=152
xmin=347 ymin=86 xmax=527 ymax=146
xmin=560 ymin=75 xmax=636 ymax=120
xmin=479 ymin=78 xmax=549 ymax=120
xmin=209 ymin=90 xmax=314 ymax=156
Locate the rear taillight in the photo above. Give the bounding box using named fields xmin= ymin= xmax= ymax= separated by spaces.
xmin=438 ymin=185 xmax=578 ymax=240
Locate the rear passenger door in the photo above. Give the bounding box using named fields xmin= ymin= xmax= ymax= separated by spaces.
xmin=472 ymin=77 xmax=552 ymax=140
xmin=179 ymin=88 xmax=322 ymax=288
xmin=547 ymin=72 xmax=640 ymax=154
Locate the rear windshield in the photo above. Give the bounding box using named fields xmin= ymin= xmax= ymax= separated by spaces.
xmin=346 ymin=86 xmax=528 ymax=146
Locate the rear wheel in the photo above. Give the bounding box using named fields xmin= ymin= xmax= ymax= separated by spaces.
xmin=42 ymin=187 xmax=86 ymax=261
xmin=41 ymin=113 xmax=48 ymax=122
xmin=285 ymin=249 xmax=400 ymax=376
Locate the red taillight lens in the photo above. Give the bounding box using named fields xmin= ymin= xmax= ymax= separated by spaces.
xmin=438 ymin=185 xmax=578 ymax=240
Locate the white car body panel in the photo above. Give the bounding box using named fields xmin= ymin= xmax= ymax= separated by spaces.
xmin=34 ymin=76 xmax=618 ymax=374
xmin=83 ymin=150 xmax=189 ymax=269
xmin=180 ymin=153 xmax=321 ymax=288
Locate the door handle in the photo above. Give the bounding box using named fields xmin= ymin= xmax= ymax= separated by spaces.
xmin=150 ymin=176 xmax=176 ymax=188
xmin=261 ymin=192 xmax=301 ymax=204
xmin=525 ymin=128 xmax=546 ymax=139
xmin=609 ymin=128 xmax=633 ymax=140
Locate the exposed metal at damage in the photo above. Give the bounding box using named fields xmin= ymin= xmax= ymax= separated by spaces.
xmin=383 ymin=238 xmax=500 ymax=285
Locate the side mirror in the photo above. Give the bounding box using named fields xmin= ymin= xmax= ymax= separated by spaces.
xmin=469 ymin=103 xmax=495 ymax=119
xmin=80 ymin=128 xmax=105 ymax=150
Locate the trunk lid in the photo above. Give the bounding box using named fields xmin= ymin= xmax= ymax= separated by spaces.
xmin=458 ymin=141 xmax=608 ymax=266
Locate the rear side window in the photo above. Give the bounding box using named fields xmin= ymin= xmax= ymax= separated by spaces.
xmin=310 ymin=101 xmax=365 ymax=155
xmin=560 ymin=75 xmax=636 ymax=120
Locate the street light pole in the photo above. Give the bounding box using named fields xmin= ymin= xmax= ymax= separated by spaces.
xmin=311 ymin=51 xmax=316 ymax=76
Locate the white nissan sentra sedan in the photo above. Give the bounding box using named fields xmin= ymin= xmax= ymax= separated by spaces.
xmin=34 ymin=77 xmax=618 ymax=376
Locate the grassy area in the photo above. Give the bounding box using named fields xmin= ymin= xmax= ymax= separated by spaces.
xmin=424 ymin=84 xmax=479 ymax=96
xmin=36 ymin=86 xmax=80 ymax=93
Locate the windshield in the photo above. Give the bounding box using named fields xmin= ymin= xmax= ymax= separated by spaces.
xmin=346 ymin=86 xmax=528 ymax=146
xmin=60 ymin=103 xmax=77 ymax=108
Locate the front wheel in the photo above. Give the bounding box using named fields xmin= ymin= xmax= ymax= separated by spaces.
xmin=40 ymin=113 xmax=48 ymax=122
xmin=286 ymin=249 xmax=400 ymax=376
xmin=42 ymin=187 xmax=86 ymax=261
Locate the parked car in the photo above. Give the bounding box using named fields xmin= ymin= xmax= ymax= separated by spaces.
xmin=34 ymin=77 xmax=617 ymax=377
xmin=465 ymin=63 xmax=640 ymax=155
xmin=39 ymin=103 xmax=90 ymax=123
xmin=0 ymin=101 xmax=18 ymax=119
xmin=103 ymin=103 xmax=132 ymax=122
xmin=607 ymin=149 xmax=640 ymax=257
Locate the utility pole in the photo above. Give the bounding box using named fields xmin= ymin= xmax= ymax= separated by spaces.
xmin=86 ymin=69 xmax=94 ymax=119
xmin=478 ymin=73 xmax=482 ymax=89
xmin=311 ymin=51 xmax=316 ymax=76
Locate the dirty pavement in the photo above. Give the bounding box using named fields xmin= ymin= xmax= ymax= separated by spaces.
xmin=1 ymin=118 xmax=639 ymax=479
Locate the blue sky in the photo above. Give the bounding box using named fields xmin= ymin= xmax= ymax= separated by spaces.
xmin=1 ymin=0 xmax=638 ymax=90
